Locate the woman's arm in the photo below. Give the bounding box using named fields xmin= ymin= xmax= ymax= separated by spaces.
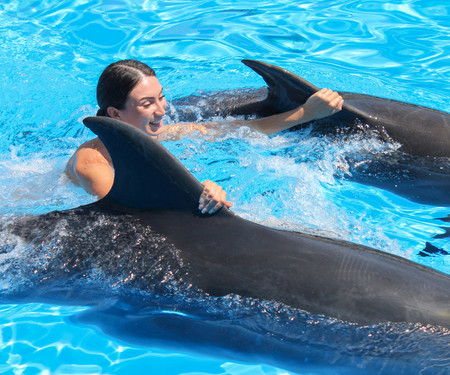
xmin=156 ymin=122 xmax=209 ymax=141
xmin=236 ymin=88 xmax=344 ymax=135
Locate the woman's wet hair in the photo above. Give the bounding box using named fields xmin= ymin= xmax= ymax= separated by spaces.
xmin=96 ymin=59 xmax=156 ymax=117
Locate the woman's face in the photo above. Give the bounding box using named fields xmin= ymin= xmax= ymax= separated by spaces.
xmin=110 ymin=75 xmax=167 ymax=136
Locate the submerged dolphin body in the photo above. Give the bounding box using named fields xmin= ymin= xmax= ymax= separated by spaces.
xmin=8 ymin=116 xmax=449 ymax=329
xmin=172 ymin=60 xmax=450 ymax=206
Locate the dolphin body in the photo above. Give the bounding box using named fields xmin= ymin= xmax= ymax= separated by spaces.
xmin=233 ymin=60 xmax=450 ymax=158
xmin=7 ymin=116 xmax=450 ymax=329
xmin=172 ymin=60 xmax=450 ymax=206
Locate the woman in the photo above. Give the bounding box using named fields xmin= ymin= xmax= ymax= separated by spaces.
xmin=66 ymin=59 xmax=343 ymax=214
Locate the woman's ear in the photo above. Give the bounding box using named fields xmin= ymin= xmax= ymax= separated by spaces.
xmin=107 ymin=106 xmax=121 ymax=119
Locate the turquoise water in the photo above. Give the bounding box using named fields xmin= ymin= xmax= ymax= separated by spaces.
xmin=0 ymin=0 xmax=449 ymax=374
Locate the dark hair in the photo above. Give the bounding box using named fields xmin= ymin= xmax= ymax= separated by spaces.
xmin=96 ymin=59 xmax=156 ymax=116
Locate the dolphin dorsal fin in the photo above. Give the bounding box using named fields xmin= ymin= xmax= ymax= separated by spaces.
xmin=83 ymin=116 xmax=203 ymax=211
xmin=241 ymin=59 xmax=368 ymax=120
xmin=242 ymin=59 xmax=319 ymax=110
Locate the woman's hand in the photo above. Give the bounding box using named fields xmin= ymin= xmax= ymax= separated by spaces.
xmin=198 ymin=180 xmax=233 ymax=214
xmin=303 ymin=88 xmax=344 ymax=121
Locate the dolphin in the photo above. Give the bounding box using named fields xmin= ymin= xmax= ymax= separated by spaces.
xmin=172 ymin=60 xmax=450 ymax=158
xmin=171 ymin=60 xmax=450 ymax=206
xmin=239 ymin=60 xmax=450 ymax=158
xmin=5 ymin=116 xmax=450 ymax=329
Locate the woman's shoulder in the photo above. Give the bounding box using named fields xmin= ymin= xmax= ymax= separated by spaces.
xmin=65 ymin=138 xmax=111 ymax=177
xmin=75 ymin=137 xmax=112 ymax=163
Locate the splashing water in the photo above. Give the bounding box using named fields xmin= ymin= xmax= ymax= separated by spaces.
xmin=0 ymin=0 xmax=449 ymax=374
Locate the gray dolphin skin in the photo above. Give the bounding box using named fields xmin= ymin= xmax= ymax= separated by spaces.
xmin=16 ymin=116 xmax=448 ymax=328
xmin=235 ymin=60 xmax=450 ymax=158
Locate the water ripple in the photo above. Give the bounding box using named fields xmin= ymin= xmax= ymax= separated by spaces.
xmin=1 ymin=0 xmax=449 ymax=109
xmin=0 ymin=1 xmax=449 ymax=373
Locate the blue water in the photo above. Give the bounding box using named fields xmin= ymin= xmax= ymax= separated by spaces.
xmin=0 ymin=0 xmax=449 ymax=374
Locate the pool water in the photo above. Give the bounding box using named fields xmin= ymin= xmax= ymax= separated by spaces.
xmin=0 ymin=0 xmax=449 ymax=374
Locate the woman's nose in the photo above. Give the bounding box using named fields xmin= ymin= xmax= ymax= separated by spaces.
xmin=155 ymin=99 xmax=166 ymax=115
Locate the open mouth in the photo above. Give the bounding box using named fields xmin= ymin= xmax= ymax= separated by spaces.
xmin=149 ymin=120 xmax=162 ymax=128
